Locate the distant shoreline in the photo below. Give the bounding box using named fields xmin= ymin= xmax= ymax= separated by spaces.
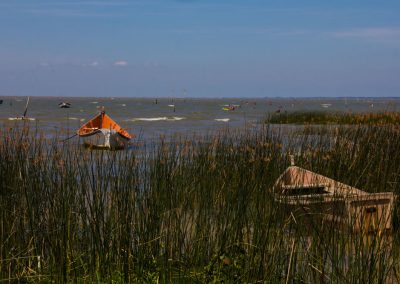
xmin=1 ymin=95 xmax=400 ymax=100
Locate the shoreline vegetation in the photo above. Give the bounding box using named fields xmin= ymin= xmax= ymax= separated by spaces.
xmin=266 ymin=111 xmax=400 ymax=125
xmin=1 ymin=117 xmax=400 ymax=282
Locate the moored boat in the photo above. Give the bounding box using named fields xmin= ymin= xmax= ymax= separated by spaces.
xmin=59 ymin=102 xmax=71 ymax=108
xmin=77 ymin=110 xmax=133 ymax=150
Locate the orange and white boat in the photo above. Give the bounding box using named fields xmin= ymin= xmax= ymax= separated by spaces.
xmin=77 ymin=110 xmax=133 ymax=150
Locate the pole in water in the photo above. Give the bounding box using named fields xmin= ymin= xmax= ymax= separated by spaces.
xmin=23 ymin=97 xmax=30 ymax=118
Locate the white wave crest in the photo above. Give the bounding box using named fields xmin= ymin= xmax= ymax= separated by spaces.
xmin=129 ymin=117 xmax=185 ymax=122
xmin=8 ymin=117 xmax=36 ymax=121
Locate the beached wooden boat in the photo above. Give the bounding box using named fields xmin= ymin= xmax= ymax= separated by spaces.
xmin=77 ymin=110 xmax=133 ymax=150
xmin=273 ymin=165 xmax=396 ymax=233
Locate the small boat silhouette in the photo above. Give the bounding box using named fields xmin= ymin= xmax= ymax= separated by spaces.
xmin=59 ymin=102 xmax=71 ymax=108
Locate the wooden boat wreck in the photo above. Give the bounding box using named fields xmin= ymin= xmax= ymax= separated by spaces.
xmin=273 ymin=165 xmax=396 ymax=233
xmin=77 ymin=110 xmax=133 ymax=150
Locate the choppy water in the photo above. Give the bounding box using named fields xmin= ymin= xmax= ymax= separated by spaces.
xmin=0 ymin=96 xmax=399 ymax=141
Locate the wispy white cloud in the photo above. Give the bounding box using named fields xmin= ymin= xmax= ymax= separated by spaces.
xmin=81 ymin=61 xmax=100 ymax=67
xmin=332 ymin=27 xmax=400 ymax=41
xmin=4 ymin=1 xmax=133 ymax=18
xmin=52 ymin=1 xmax=131 ymax=7
xmin=0 ymin=1 xmax=132 ymax=8
xmin=114 ymin=60 xmax=128 ymax=67
xmin=144 ymin=60 xmax=162 ymax=69
xmin=168 ymin=27 xmax=314 ymax=37
xmin=25 ymin=8 xmax=122 ymax=18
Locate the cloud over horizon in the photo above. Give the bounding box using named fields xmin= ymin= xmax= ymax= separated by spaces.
xmin=113 ymin=60 xmax=128 ymax=67
xmin=332 ymin=27 xmax=400 ymax=42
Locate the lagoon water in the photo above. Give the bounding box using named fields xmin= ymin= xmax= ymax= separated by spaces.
xmin=0 ymin=97 xmax=399 ymax=141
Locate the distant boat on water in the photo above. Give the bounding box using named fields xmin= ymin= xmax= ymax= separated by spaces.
xmin=8 ymin=97 xmax=35 ymax=121
xmin=222 ymin=104 xmax=238 ymax=111
xmin=59 ymin=102 xmax=71 ymax=108
xmin=77 ymin=110 xmax=133 ymax=150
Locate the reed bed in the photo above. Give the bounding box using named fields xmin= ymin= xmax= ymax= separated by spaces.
xmin=0 ymin=124 xmax=399 ymax=282
xmin=266 ymin=111 xmax=400 ymax=125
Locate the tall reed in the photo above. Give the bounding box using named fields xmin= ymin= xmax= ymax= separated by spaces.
xmin=0 ymin=123 xmax=399 ymax=282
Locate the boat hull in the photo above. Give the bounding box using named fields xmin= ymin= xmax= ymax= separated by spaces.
xmin=276 ymin=194 xmax=395 ymax=234
xmin=83 ymin=142 xmax=126 ymax=151
xmin=80 ymin=131 xmax=129 ymax=150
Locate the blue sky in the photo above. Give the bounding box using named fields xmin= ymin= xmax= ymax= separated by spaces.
xmin=0 ymin=0 xmax=400 ymax=97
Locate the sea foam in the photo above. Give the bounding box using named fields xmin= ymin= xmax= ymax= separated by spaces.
xmin=128 ymin=117 xmax=185 ymax=122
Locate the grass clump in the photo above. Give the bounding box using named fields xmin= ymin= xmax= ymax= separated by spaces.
xmin=0 ymin=124 xmax=399 ymax=282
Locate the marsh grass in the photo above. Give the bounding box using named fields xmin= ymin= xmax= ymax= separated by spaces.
xmin=0 ymin=124 xmax=399 ymax=282
xmin=266 ymin=111 xmax=400 ymax=125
